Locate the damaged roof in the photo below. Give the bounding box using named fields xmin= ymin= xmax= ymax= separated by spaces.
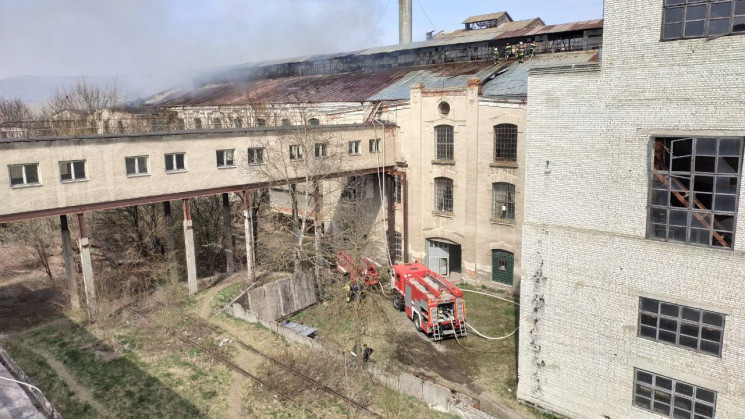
xmin=462 ymin=11 xmax=510 ymax=24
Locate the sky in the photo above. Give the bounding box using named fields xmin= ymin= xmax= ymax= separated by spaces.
xmin=0 ymin=0 xmax=603 ymax=80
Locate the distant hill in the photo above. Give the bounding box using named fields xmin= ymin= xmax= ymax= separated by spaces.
xmin=0 ymin=74 xmax=194 ymax=108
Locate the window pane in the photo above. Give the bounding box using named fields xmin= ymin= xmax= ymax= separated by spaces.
xmin=641 ymin=313 xmax=658 ymax=327
xmin=60 ymin=162 xmax=72 ymax=181
xmin=137 ymin=157 xmax=147 ymax=173
xmin=176 ymin=154 xmax=185 ymax=169
xmin=696 ymin=139 xmax=717 ymax=156
xmin=677 ymin=382 xmax=694 ymax=397
xmin=737 ymin=0 xmax=745 ymax=15
xmin=669 ymin=209 xmax=688 ymax=226
xmin=679 ymin=334 xmax=699 ymax=349
xmin=694 ymin=402 xmax=714 ymax=417
xmin=637 ymin=370 xmax=654 ymax=384
xmin=715 ymin=177 xmax=738 ymax=193
xmin=674 ymin=396 xmax=693 ymax=411
xmin=701 ymin=326 xmax=721 ymax=342
xmin=126 ymin=158 xmax=136 ymax=175
xmin=636 ymin=383 xmax=653 ymax=399
xmin=24 ymin=165 xmax=39 ymax=184
xmin=665 ymin=7 xmax=685 ymax=22
xmin=689 ymin=228 xmax=711 ymax=246
xmin=714 ymin=194 xmax=736 ymax=212
xmin=686 ymin=5 xmax=707 ymax=20
xmin=165 ymin=155 xmax=174 ymax=171
xmin=734 ymin=15 xmax=745 ymax=31
xmin=680 ymin=322 xmax=699 ymax=337
xmin=694 ymin=156 xmax=716 ymax=173
xmin=701 ymin=312 xmax=724 ymax=327
xmin=717 ymin=156 xmax=740 ymax=174
xmin=711 ymin=1 xmax=732 ymax=18
xmin=668 ymin=226 xmax=687 ymax=242
xmin=673 ymin=408 xmax=692 ymax=419
xmin=684 ymin=20 xmax=705 ymax=37
xmin=73 ymin=161 xmax=85 ymax=179
xmin=641 ymin=298 xmax=659 ymax=313
xmin=696 ymin=388 xmax=716 ymax=403
xmin=709 ymin=18 xmax=732 ymax=35
xmin=664 ymin=22 xmax=684 ymax=39
xmin=217 ymin=151 xmax=225 ymax=166
xmin=659 ymin=317 xmax=678 ymax=332
xmin=700 ymin=340 xmax=720 ymax=355
xmin=714 ymin=214 xmax=735 ymax=232
xmin=640 ymin=325 xmax=657 ymax=338
xmin=9 ymin=166 xmax=24 ymax=185
xmin=654 ymin=400 xmax=671 ymax=415
xmin=666 ymin=0 xmax=685 ymax=5
xmin=256 ymin=149 xmax=264 ymax=163
xmin=659 ymin=330 xmax=677 ymax=343
xmin=661 ymin=303 xmax=680 ymax=317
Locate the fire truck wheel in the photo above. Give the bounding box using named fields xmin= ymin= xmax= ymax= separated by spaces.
xmin=392 ymin=293 xmax=404 ymax=311
xmin=413 ymin=313 xmax=422 ymax=332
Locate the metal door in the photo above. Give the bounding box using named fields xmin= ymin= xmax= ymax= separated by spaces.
xmin=427 ymin=240 xmax=450 ymax=277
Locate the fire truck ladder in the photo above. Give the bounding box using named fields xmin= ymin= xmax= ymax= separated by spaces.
xmin=432 ymin=323 xmax=442 ymax=341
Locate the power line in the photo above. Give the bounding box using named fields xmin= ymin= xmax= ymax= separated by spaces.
xmin=415 ymin=0 xmax=437 ymax=33
xmin=363 ymin=0 xmax=394 ymax=48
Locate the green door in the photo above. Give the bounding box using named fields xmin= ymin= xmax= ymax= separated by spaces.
xmin=492 ymin=250 xmax=514 ymax=285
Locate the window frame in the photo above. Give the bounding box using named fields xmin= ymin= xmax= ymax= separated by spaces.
xmin=434 ymin=177 xmax=454 ymax=213
xmin=256 ymin=118 xmax=266 ymax=127
xmin=394 ymin=175 xmax=403 ymax=204
xmin=637 ymin=297 xmax=725 ymax=357
xmin=194 ymin=118 xmax=202 ymax=130
xmin=632 ymin=368 xmax=717 ymax=419
xmin=247 ymin=147 xmax=265 ymax=165
xmin=8 ymin=163 xmax=41 ymax=188
xmin=216 ymin=149 xmax=236 ymax=169
xmin=434 ymin=125 xmax=454 ymax=162
xmin=289 ymin=144 xmax=304 ymax=161
xmin=213 ymin=118 xmax=223 ymax=129
xmin=393 ymin=231 xmax=403 ymax=262
xmin=648 ymin=136 xmax=743 ymax=249
xmin=58 ymin=160 xmax=87 ymax=183
xmin=125 ymin=156 xmax=150 ymax=177
xmin=314 ymin=142 xmax=328 ymax=158
xmin=164 ymin=152 xmax=187 ymax=173
xmin=308 ymin=118 xmax=320 ymax=126
xmin=494 ymin=123 xmax=518 ymax=163
xmin=661 ymin=0 xmax=745 ymax=41
xmin=492 ymin=182 xmax=516 ymax=222
xmin=233 ymin=117 xmax=242 ymax=128
xmin=369 ymin=138 xmax=381 ymax=153
xmin=348 ymin=140 xmax=361 ymax=156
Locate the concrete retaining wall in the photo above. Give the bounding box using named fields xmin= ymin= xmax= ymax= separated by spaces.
xmin=244 ymin=271 xmax=318 ymax=321
xmin=227 ymin=303 xmax=492 ymax=418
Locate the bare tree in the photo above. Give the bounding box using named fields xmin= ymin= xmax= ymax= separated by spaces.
xmin=0 ymin=98 xmax=34 ymax=123
xmin=0 ymin=218 xmax=59 ymax=286
xmin=36 ymin=79 xmax=123 ymax=136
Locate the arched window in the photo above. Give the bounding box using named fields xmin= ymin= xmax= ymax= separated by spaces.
xmin=256 ymin=118 xmax=266 ymax=127
xmin=117 ymin=120 xmax=125 ymax=133
xmin=492 ymin=183 xmax=515 ymax=221
xmin=213 ymin=118 xmax=223 ymax=129
xmin=194 ymin=118 xmax=203 ymax=130
xmin=434 ymin=177 xmax=454 ymax=213
xmin=435 ymin=125 xmax=454 ymax=161
xmin=308 ymin=118 xmax=320 ymax=126
xmin=281 ymin=118 xmax=292 ymax=127
xmin=177 ymin=118 xmax=185 ymax=130
xmin=494 ymin=123 xmax=518 ymax=162
xmin=233 ymin=117 xmax=242 ymax=128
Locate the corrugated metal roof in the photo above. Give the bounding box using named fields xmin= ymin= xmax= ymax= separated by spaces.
xmin=480 ymin=50 xmax=599 ymax=97
xmin=368 ymin=63 xmax=498 ymax=101
xmin=462 ymin=12 xmax=508 ymax=24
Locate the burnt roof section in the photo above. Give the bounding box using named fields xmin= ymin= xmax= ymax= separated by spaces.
xmin=462 ymin=11 xmax=511 ymax=24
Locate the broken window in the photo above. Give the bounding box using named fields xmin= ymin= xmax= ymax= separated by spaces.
xmin=125 ymin=156 xmax=149 ymax=176
xmin=59 ymin=160 xmax=87 ymax=182
xmin=435 ymin=125 xmax=454 ymax=161
xmin=308 ymin=118 xmax=320 ymax=126
xmin=194 ymin=118 xmax=203 ymax=130
xmin=117 ymin=120 xmax=125 ymax=134
xmin=256 ymin=118 xmax=266 ymax=127
xmin=247 ymin=147 xmax=265 ymax=165
xmin=434 ymin=177 xmax=453 ymax=213
xmin=8 ymin=163 xmax=40 ymax=187
xmin=216 ymin=149 xmax=235 ymax=168
xmin=633 ymin=369 xmax=716 ymax=418
xmin=494 ymin=123 xmax=518 ymax=162
xmin=289 ymin=144 xmax=303 ymax=161
xmin=662 ymin=0 xmax=745 ymax=40
xmin=233 ymin=117 xmax=242 ymax=128
xmin=369 ymin=138 xmax=381 ymax=153
xmin=314 ymin=142 xmax=327 ymax=158
xmin=492 ymin=183 xmax=515 ymax=221
xmin=165 ymin=153 xmax=186 ymax=172
xmin=348 ymin=140 xmax=361 ymax=155
xmin=213 ymin=118 xmax=223 ymax=129
xmin=638 ymin=297 xmax=724 ymax=356
xmin=177 ymin=118 xmax=185 ymax=130
xmin=281 ymin=118 xmax=292 ymax=127
xmin=649 ymin=137 xmax=742 ymax=248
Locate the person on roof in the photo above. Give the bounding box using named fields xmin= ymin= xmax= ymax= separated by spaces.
xmin=504 ymin=43 xmax=512 ymax=59
xmin=528 ymin=40 xmax=537 ymax=58
xmin=518 ymin=42 xmax=526 ymax=63
xmin=493 ymin=47 xmax=500 ymax=65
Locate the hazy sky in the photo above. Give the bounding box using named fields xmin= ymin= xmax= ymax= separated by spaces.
xmin=0 ymin=0 xmax=603 ymax=80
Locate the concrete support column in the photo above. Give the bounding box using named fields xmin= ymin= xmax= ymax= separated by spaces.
xmin=60 ymin=215 xmax=80 ymax=309
xmin=182 ymin=199 xmax=198 ymax=295
xmin=163 ymin=201 xmax=178 ymax=284
xmin=76 ymin=213 xmax=96 ymax=315
xmin=222 ymin=193 xmax=235 ymax=274
xmin=243 ymin=191 xmax=256 ymax=284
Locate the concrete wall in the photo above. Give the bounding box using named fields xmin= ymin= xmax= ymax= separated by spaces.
xmin=391 ymin=83 xmax=525 ymax=291
xmin=518 ymin=0 xmax=745 ymax=416
xmin=245 ymin=272 xmax=318 ymax=320
xmin=0 ymin=125 xmax=396 ymax=220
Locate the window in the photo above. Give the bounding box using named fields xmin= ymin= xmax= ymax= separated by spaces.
xmin=394 ymin=175 xmax=402 ymax=204
xmin=117 ymin=120 xmax=125 ymax=134
xmin=434 ymin=177 xmax=453 ymax=213
xmin=256 ymin=118 xmax=266 ymax=127
xmin=308 ymin=118 xmax=320 ymax=126
xmin=633 ymin=369 xmax=716 ymax=418
xmin=8 ymin=164 xmax=40 ymax=187
xmin=177 ymin=118 xmax=185 ymax=130
xmin=638 ymin=297 xmax=724 ymax=356
xmin=435 ymin=125 xmax=454 ymax=161
xmin=234 ymin=117 xmax=242 ymax=128
xmin=492 ymin=183 xmax=516 ymax=221
xmin=314 ymin=142 xmax=327 ymax=158
xmin=125 ymin=156 xmax=149 ymax=176
xmin=369 ymin=139 xmax=381 ymax=153
xmin=494 ymin=123 xmax=518 ymax=162
xmin=492 ymin=250 xmax=514 ymax=285
xmin=393 ymin=232 xmax=403 ymax=262
xmin=663 ymin=0 xmax=745 ymax=40
xmin=59 ymin=160 xmax=87 ymax=182
xmin=213 ymin=118 xmax=223 ymax=129
xmin=247 ymin=147 xmax=265 ymax=165
xmin=165 ymin=153 xmax=186 ymax=172
xmin=216 ymin=149 xmax=235 ymax=168
xmin=438 ymin=101 xmax=450 ymax=115
xmin=281 ymin=118 xmax=292 ymax=127
xmin=151 ymin=119 xmax=164 ymax=131
xmin=649 ymin=137 xmax=742 ymax=248
xmin=103 ymin=120 xmax=111 ymax=134
xmin=289 ymin=145 xmax=303 ymax=161
xmin=89 ymin=120 xmax=97 ymax=134
xmin=349 ymin=140 xmax=361 ymax=155
xmin=194 ymin=118 xmax=202 ymax=130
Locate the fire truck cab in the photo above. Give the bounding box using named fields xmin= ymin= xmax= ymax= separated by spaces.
xmin=390 ymin=262 xmax=466 ymax=340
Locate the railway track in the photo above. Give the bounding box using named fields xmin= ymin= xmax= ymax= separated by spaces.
xmin=131 ymin=306 xmax=381 ymax=418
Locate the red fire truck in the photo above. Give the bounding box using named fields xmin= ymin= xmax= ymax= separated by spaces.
xmin=390 ymin=262 xmax=466 ymax=340
xmin=335 ymin=251 xmax=381 ymax=286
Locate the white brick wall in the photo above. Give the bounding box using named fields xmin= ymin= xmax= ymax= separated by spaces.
xmin=518 ymin=1 xmax=745 ymax=417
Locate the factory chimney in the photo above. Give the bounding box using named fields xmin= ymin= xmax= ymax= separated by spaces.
xmin=399 ymin=0 xmax=412 ymax=44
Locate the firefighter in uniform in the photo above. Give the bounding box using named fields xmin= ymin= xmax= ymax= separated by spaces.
xmin=504 ymin=42 xmax=511 ymax=59
xmin=493 ymin=47 xmax=500 ymax=64
xmin=344 ymin=283 xmax=352 ymax=303
xmin=528 ymin=40 xmax=537 ymax=58
xmin=511 ymin=42 xmax=518 ymax=58
xmin=518 ymin=41 xmax=526 ymax=63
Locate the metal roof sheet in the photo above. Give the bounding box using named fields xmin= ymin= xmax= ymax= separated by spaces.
xmin=462 ymin=12 xmax=508 ymax=24
xmin=368 ymin=62 xmax=497 ymax=101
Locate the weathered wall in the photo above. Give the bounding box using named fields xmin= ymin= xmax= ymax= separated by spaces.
xmin=518 ymin=0 xmax=745 ymax=416
xmin=245 ymin=271 xmax=318 ymax=320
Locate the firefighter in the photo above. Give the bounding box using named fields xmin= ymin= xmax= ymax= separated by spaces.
xmin=510 ymin=42 xmax=518 ymax=58
xmin=344 ymin=283 xmax=352 ymax=303
xmin=518 ymin=42 xmax=526 ymax=63
xmin=528 ymin=40 xmax=537 ymax=58
xmin=504 ymin=42 xmax=511 ymax=59
xmin=493 ymin=47 xmax=500 ymax=65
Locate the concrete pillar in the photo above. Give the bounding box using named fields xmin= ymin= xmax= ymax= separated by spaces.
xmin=398 ymin=0 xmax=412 ymax=44
xmin=162 ymin=201 xmax=178 ymax=283
xmin=60 ymin=215 xmax=80 ymax=309
xmin=222 ymin=193 xmax=235 ymax=274
xmin=76 ymin=213 xmax=96 ymax=315
xmin=182 ymin=199 xmax=198 ymax=295
xmin=243 ymin=191 xmax=256 ymax=284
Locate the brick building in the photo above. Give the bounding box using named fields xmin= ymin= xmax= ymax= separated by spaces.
xmin=518 ymin=0 xmax=745 ymax=417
